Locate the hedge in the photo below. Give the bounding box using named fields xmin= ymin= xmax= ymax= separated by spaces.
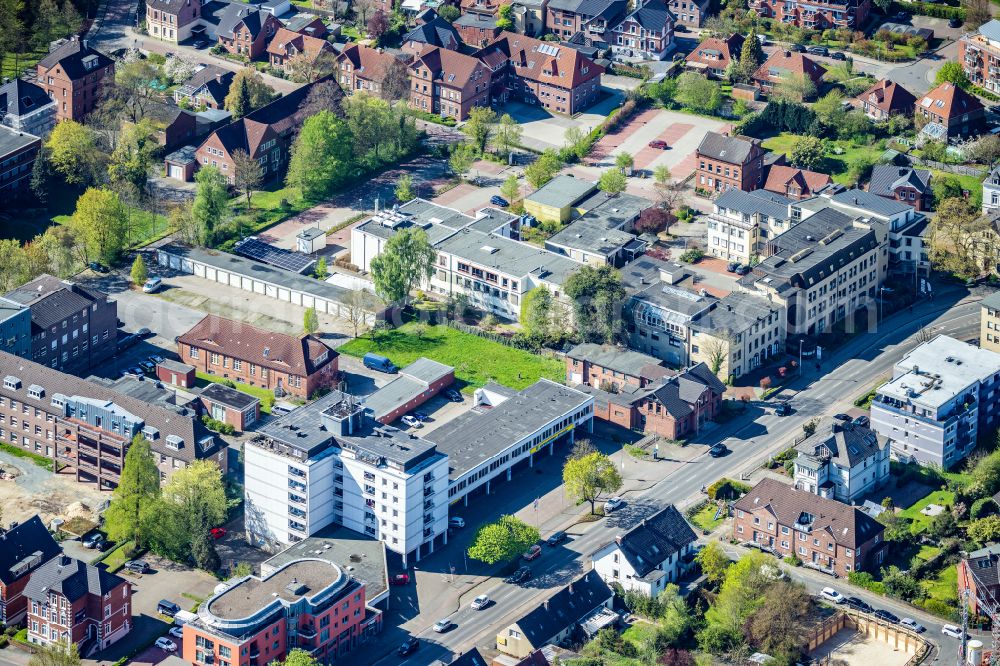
xmin=972 ymin=85 xmax=1000 ymax=102
xmin=891 ymin=0 xmax=965 ymax=18
xmin=707 ymin=478 xmax=751 ymax=501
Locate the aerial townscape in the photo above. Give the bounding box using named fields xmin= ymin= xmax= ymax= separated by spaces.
xmin=11 ymin=0 xmax=1000 ymax=665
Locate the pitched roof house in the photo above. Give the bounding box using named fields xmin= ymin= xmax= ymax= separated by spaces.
xmin=856 ymin=79 xmax=916 ymax=121
xmin=793 ymin=420 xmax=890 ymax=503
xmin=408 ymin=45 xmax=492 ymax=120
xmin=685 ymin=33 xmax=744 ymax=78
xmin=695 ymin=131 xmax=768 ymax=192
xmin=959 ymin=543 xmax=1000 ymax=617
xmin=566 ymin=343 xmax=672 ymax=389
xmin=0 ymin=515 xmax=62 ymax=625
xmin=917 ymin=82 xmax=986 ymax=139
xmin=267 ymin=26 xmax=336 ymax=72
xmin=216 ymin=6 xmax=282 ymax=60
xmin=173 ymin=65 xmax=235 ymax=110
xmin=0 ymin=78 xmax=56 ymax=138
xmin=752 ymin=49 xmax=825 ymax=97
xmin=36 ymin=37 xmax=115 ymax=122
xmin=336 ymin=43 xmax=404 ymax=97
xmin=867 ymin=165 xmax=932 ymax=212
xmin=402 ymin=9 xmax=462 ymax=54
xmin=609 ymin=0 xmax=675 ymax=61
xmin=591 ymin=504 xmax=697 ymax=596
xmin=763 ymin=165 xmax=833 ymax=200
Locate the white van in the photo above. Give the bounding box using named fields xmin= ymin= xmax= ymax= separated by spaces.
xmin=142 ymin=276 xmax=163 ymax=293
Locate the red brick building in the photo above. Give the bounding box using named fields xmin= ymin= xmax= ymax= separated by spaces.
xmin=749 ymin=0 xmax=870 ymax=31
xmin=855 ymin=79 xmax=917 ymax=121
xmin=695 ymin=131 xmax=766 ymax=193
xmin=545 ymin=0 xmax=628 ymax=41
xmin=916 ymin=82 xmax=986 ymax=140
xmin=25 ymin=555 xmax=132 ymax=656
xmin=36 ymin=37 xmax=114 ymax=122
xmin=217 ymin=9 xmax=282 ymax=60
xmin=408 ymin=45 xmax=492 ymax=121
xmin=732 ymin=478 xmax=887 ymax=577
xmin=336 ymin=44 xmax=404 ymax=96
xmin=365 ymin=357 xmax=454 ymax=424
xmin=752 ymin=50 xmax=825 ymax=98
xmin=454 ymin=13 xmax=503 ymax=49
xmin=685 ymin=33 xmax=744 ymax=79
xmin=267 ymin=27 xmax=336 ymax=73
xmin=177 ymin=314 xmax=339 ymax=399
xmin=181 ymin=558 xmax=382 ymax=665
xmin=156 ymin=358 xmax=196 ymax=388
xmin=566 ymin=343 xmax=670 ymax=391
xmin=866 ymin=165 xmax=932 ymax=212
xmin=958 ymin=544 xmax=1000 ymax=617
xmin=199 ymin=382 xmax=260 ymax=431
xmin=0 ymin=516 xmax=61 ymax=626
xmin=763 ymin=165 xmax=832 ymax=200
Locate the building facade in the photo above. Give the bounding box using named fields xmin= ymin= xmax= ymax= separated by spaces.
xmin=609 ymin=0 xmax=675 ymax=62
xmin=916 ymin=82 xmax=985 ymax=140
xmin=695 ymin=132 xmax=766 ymax=194
xmin=408 ymin=46 xmax=492 ymax=121
xmin=793 ymin=420 xmax=890 ymax=504
xmin=566 ymin=343 xmax=670 ymax=391
xmin=688 ymin=292 xmax=785 ymax=382
xmin=669 ymin=0 xmax=709 ymax=27
xmin=0 ymin=79 xmax=56 ymax=138
xmin=856 ymin=78 xmax=916 ymax=121
xmin=267 ymin=28 xmax=335 ymax=72
xmin=704 ymin=188 xmax=794 ymax=264
xmin=36 ymin=37 xmax=114 ymax=122
xmin=752 ymin=49 xmax=825 ymax=98
xmin=217 ymin=9 xmax=282 ymax=60
xmin=0 ymin=126 xmax=41 ymax=205
xmin=867 ymin=165 xmax=932 ymax=212
xmin=336 ymin=44 xmax=403 ymax=97
xmin=958 ymin=544 xmax=1000 ymax=617
xmin=748 ymin=0 xmax=870 ymax=30
xmin=199 ymin=382 xmax=260 ymax=431
xmin=981 ymin=291 xmax=1000 ymax=354
xmin=960 ymin=20 xmax=1000 ymax=97
xmin=0 ymin=516 xmax=61 ymax=626
xmin=685 ymin=34 xmax=744 ymax=78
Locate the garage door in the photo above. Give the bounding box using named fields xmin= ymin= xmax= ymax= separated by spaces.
xmin=168 ymin=165 xmax=184 ymax=180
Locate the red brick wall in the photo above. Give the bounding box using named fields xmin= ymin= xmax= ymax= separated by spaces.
xmin=376 ymin=370 xmax=455 ymax=424
xmin=0 ymin=576 xmax=31 ymax=625
xmin=178 ymin=342 xmax=337 ymax=399
xmin=220 ymin=15 xmax=281 ymax=60
xmin=566 ymin=358 xmax=649 ymax=391
xmin=38 ymin=58 xmax=114 ymax=122
xmin=696 ymin=151 xmax=763 ymax=193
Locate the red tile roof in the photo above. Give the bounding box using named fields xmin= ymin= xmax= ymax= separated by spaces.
xmin=337 ymin=43 xmax=402 ymax=82
xmin=754 ymin=49 xmax=826 ymax=84
xmin=856 ymin=78 xmax=917 ymax=116
xmin=478 ymin=31 xmax=603 ymax=89
xmin=918 ymin=82 xmax=984 ymax=121
xmin=685 ymin=33 xmax=744 ymax=71
xmin=764 ymin=165 xmax=832 ymax=197
xmin=410 ymin=45 xmax=487 ymax=89
xmin=266 ymin=27 xmax=334 ymax=59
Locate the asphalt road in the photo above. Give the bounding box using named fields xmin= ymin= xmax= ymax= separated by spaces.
xmin=372 ymin=295 xmax=984 ymax=666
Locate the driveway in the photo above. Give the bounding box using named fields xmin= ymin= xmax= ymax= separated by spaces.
xmin=507 ymin=91 xmax=625 ymax=152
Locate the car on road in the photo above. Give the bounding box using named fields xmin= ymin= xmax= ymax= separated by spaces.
xmin=390 ymin=573 xmax=410 ymax=585
xmin=873 ymin=609 xmax=899 ymax=624
xmin=140 ymin=361 xmax=156 ymax=373
xmin=648 ymin=140 xmax=669 ymax=149
xmin=942 ymin=624 xmax=965 ymax=638
xmin=155 ymin=638 xmax=178 ymax=652
xmin=210 ymin=527 xmax=226 ymax=540
xmin=709 ymin=443 xmax=727 ymax=458
xmin=774 ymin=402 xmax=792 ymax=416
xmin=445 ymin=389 xmax=463 ymax=402
xmin=432 ymin=618 xmax=453 ymax=633
xmin=398 ymin=637 xmax=419 ymax=656
xmin=124 ymin=560 xmax=149 ymax=574
xmin=852 ymin=415 xmax=870 ymax=427
xmin=547 ymin=531 xmax=567 ymax=546
xmin=89 ymin=262 xmax=109 ymax=274
xmin=845 ymin=597 xmax=873 ymax=613
xmin=900 ymin=618 xmax=926 ymax=633
xmin=523 ymin=544 xmax=542 ymax=561
xmin=449 ymin=516 xmax=465 ymax=528
xmin=820 ymin=587 xmax=845 ymax=604
xmin=506 ymin=566 xmax=531 ymax=584
xmin=604 ymin=496 xmax=625 ymax=512
xmin=806 ymin=45 xmax=829 ymax=56
xmin=950 ymin=17 xmax=963 ymax=27
xmin=490 ymin=195 xmax=510 ymax=207
xmin=83 ymin=533 xmax=105 ymax=549
xmin=168 ymin=626 xmax=184 ymax=639
xmin=831 ymin=51 xmax=847 ymax=60
xmin=834 ymin=413 xmax=851 ymax=422
xmin=401 ymin=415 xmax=422 ymax=428
xmin=471 ymin=594 xmax=491 ymax=610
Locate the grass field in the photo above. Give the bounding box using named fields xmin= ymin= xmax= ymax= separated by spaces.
xmin=898 ymin=489 xmax=955 ymax=533
xmin=1 ymin=48 xmax=47 ymax=80
xmin=921 ymin=565 xmax=958 ymax=606
xmin=338 ymin=323 xmax=564 ymax=391
xmin=761 ymin=134 xmax=876 ymax=185
xmin=689 ymin=502 xmax=726 ymax=533
xmin=196 ymin=372 xmax=276 ymax=413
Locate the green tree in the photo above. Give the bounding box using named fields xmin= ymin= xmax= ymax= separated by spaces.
xmin=563 ymin=126 xmax=589 ymax=159
xmin=774 ymin=72 xmax=816 ymax=103
xmin=192 ymin=166 xmax=230 ymax=246
xmin=494 ymin=113 xmax=523 ymax=157
xmin=696 ymin=541 xmax=731 ymax=586
xmin=304 ymin=306 xmax=319 ymax=334
xmin=162 ymin=460 xmax=228 ymax=536
xmin=658 ymin=584 xmax=694 ymax=645
xmin=564 ymin=264 xmax=625 ymax=344
xmin=936 ymin=61 xmax=971 ymax=89
xmin=599 ymin=168 xmax=627 ymax=195
xmin=969 ymin=515 xmax=1000 ymax=544
xmin=229 ymin=561 xmax=254 ymax=579
xmin=114 ymin=58 xmax=161 ymax=123
xmin=738 ymin=29 xmax=764 ymax=80
xmin=449 ymin=142 xmax=478 ymax=177
xmin=496 ymin=2 xmax=513 ymax=29
xmin=615 ymin=152 xmax=634 ymax=175
xmin=343 ymin=93 xmax=396 ymax=164
xmin=872 ymin=0 xmax=892 ymax=12
xmin=675 ymin=72 xmax=722 ymax=114
xmin=813 ymin=89 xmax=846 ymax=127
xmin=315 ymin=257 xmax=329 ymax=279
xmin=28 ymin=640 xmax=80 ymax=666
xmin=286 ymin=111 xmax=355 ymax=200
xmin=190 ymin=518 xmax=221 ymax=571
xmin=500 ymin=173 xmax=520 ymax=205
xmin=524 ymin=149 xmax=564 ymax=189
xmin=438 ymin=3 xmax=459 ymax=20
xmin=108 ymin=119 xmax=158 ymax=193
xmin=745 ymin=580 xmax=811 ymax=662
xmin=467 ymin=514 xmax=540 ymax=564
xmin=103 ymin=435 xmax=160 ymax=549
xmin=224 ymin=68 xmax=277 ymax=117
xmin=369 ymin=227 xmax=437 ymax=305
xmin=789 ymin=135 xmax=824 ymax=170
xmin=563 ymin=451 xmax=623 ymax=514
xmin=395 ymin=173 xmax=415 ymax=202
xmin=698 ymin=551 xmax=774 ymax=653
xmin=69 ymin=188 xmax=128 ymax=265
xmin=130 ymin=254 xmax=148 ymax=287
xmin=464 ymin=106 xmax=498 ymax=154
xmin=520 ymin=285 xmax=553 ymax=338
xmin=46 ymin=120 xmax=103 ymax=186
xmin=232 ymin=149 xmax=263 ymax=212
xmin=881 ymin=565 xmax=921 ymax=600
xmin=280 ymin=650 xmax=321 ymax=666
xmin=927 ymin=197 xmax=990 ymax=278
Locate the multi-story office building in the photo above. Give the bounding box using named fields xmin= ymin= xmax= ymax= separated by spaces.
xmin=871 ymin=335 xmax=1000 ymax=469
xmin=182 ymin=557 xmax=381 ymax=666
xmin=688 ymin=292 xmax=785 ymax=382
xmin=4 ymin=275 xmax=117 ymax=376
xmin=793 ymin=420 xmax=889 ymax=504
xmin=626 ymin=281 xmax=714 ymax=367
xmin=748 ymin=0 xmax=870 ymax=30
xmin=960 ymin=20 xmax=1000 ymax=96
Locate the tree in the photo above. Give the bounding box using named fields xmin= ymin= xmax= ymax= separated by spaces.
xmin=524 ymin=149 xmax=564 ymax=189
xmin=699 ymin=551 xmax=774 ymax=654
xmin=281 ymin=650 xmax=321 ymax=666
xmin=304 ymin=306 xmax=319 ymax=334
xmin=108 ymin=119 xmax=157 ymax=195
xmin=813 ymin=89 xmax=846 ymax=127
xmin=301 ymin=80 xmax=346 ymax=117
xmin=496 ymin=2 xmax=514 ymax=30
xmin=467 ymin=514 xmax=540 ymax=564
xmin=701 ymin=337 xmax=729 ymax=377
xmin=696 ymin=541 xmax=731 ymax=586
xmin=113 ymin=58 xmax=161 ymax=123
xmin=343 ymin=94 xmax=401 ymax=164
xmin=968 ymin=134 xmax=1000 ymax=166
xmin=500 ymin=173 xmax=520 ymax=205
xmin=354 ymin=0 xmax=378 ymax=25
xmin=969 ymin=515 xmax=1000 ymax=544
xmin=287 ymin=110 xmax=354 ymax=200
xmin=28 ymin=641 xmax=80 ymax=666
xmin=339 ymin=289 xmax=380 ymax=339
xmin=563 ymin=125 xmax=589 ymax=159
xmin=745 ymin=580 xmax=811 ymax=662
xmin=802 ymin=418 xmax=819 ymax=438
xmin=229 ymin=561 xmax=253 ymax=579
xmin=872 ymin=0 xmax=891 ymax=12
xmin=69 ymin=188 xmax=128 ymax=265
xmin=162 ymin=460 xmax=228 ymax=537
xmin=46 ymin=120 xmax=103 ymax=186
xmin=773 ymin=72 xmax=816 ymax=103
xmin=635 ymin=207 xmax=670 ymax=234
xmin=965 ymin=0 xmax=991 ymax=29
xmin=232 ymin=149 xmax=263 ymax=212
xmin=314 ymin=257 xmax=328 ymax=279
xmin=130 ymin=254 xmax=148 ymax=287
xmin=378 ymin=58 xmax=411 ymax=102
xmin=103 ymin=435 xmax=160 ymax=549
xmin=192 ymin=166 xmax=229 ymax=246
xmin=494 ymin=113 xmax=522 ymax=157
xmin=563 ymin=451 xmax=623 ymax=514
xmin=599 ymin=168 xmax=627 ymax=195
xmin=881 ymin=565 xmax=921 ymax=600
xmin=287 ymin=49 xmax=337 ymax=83
xmin=190 ymin=523 xmax=221 ymax=571
xmin=928 ymin=198 xmax=992 ymax=278
xmin=367 ymin=9 xmax=390 ymax=41
xmin=438 ymin=4 xmax=460 ymax=21
xmin=675 ymin=72 xmax=722 ymax=114
xmin=520 ymin=285 xmax=553 ymax=338
xmin=395 ymin=173 xmax=415 ymax=202
xmin=789 ymin=135 xmax=824 ymax=170
xmin=564 ymin=264 xmax=625 ymax=344
xmin=224 ymin=68 xmax=277 ymax=118
xmin=615 ymin=152 xmax=634 ymax=175
xmin=738 ymin=28 xmax=764 ymax=80
xmin=936 ymin=62 xmax=971 ymax=90
xmin=449 ymin=141 xmax=477 ymax=177
xmin=464 ymin=106 xmax=498 ymax=154
xmin=370 ymin=227 xmax=437 ymax=305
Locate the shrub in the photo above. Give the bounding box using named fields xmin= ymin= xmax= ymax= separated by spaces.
xmin=707 ymin=478 xmax=751 ymax=501
xmin=0 ymin=635 xmax=8 ymax=648
xmin=679 ymin=249 xmax=704 ymax=263
xmin=784 ymin=555 xmax=802 ymax=566
xmin=201 ymin=415 xmax=237 ymax=435
xmin=971 ymin=497 xmax=999 ymax=520
xmin=847 ymin=571 xmax=886 ymax=595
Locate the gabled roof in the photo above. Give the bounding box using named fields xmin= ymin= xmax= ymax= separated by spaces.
xmin=449 ymin=648 xmax=490 ymax=666
xmin=0 ymin=515 xmax=61 ymax=585
xmin=548 ymin=0 xmax=625 ymax=19
xmin=829 ymin=188 xmax=913 ymax=217
xmin=411 ymin=45 xmax=485 ymax=89
xmin=764 ymin=165 xmax=832 ymax=197
xmin=868 ymin=165 xmax=931 ymax=197
xmin=0 ymin=78 xmax=53 ymax=118
xmin=621 ymin=0 xmax=674 ymax=32
xmin=918 ymin=82 xmax=985 ymax=121
xmin=37 ymin=38 xmax=113 ymax=81
xmin=179 ymin=65 xmax=235 ymax=106
xmin=217 ymin=5 xmax=273 ymax=39
xmin=685 ymin=33 xmax=744 ymax=70
xmin=754 ymin=49 xmax=826 ymax=84
xmin=715 ymin=188 xmax=792 ymax=220
xmin=402 ymin=12 xmax=461 ymax=49
xmin=177 ymin=314 xmax=335 ymax=376
xmin=598 ymin=505 xmax=696 ymax=576
xmin=509 ymin=572 xmax=613 ymax=646
xmin=477 ymin=32 xmax=603 ymax=89
xmin=856 ymin=79 xmax=916 ymax=115
xmin=697 ymin=131 xmax=760 ymax=165
xmin=567 ymin=343 xmax=670 ymax=382
xmin=733 ymin=478 xmax=884 ymax=548
xmin=338 ymin=43 xmax=401 ymax=81
xmin=795 ymin=420 xmax=887 ymax=469
xmin=24 ymin=555 xmax=126 ymax=604
xmin=267 ymin=27 xmax=334 ymax=58
xmin=646 ymin=362 xmax=726 ymax=418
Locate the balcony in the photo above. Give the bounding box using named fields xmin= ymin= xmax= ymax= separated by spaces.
xmin=423 ymin=487 xmax=434 ymax=498
xmin=424 ymin=500 xmax=434 ymax=511
xmin=424 ymin=513 xmax=434 ymax=525
xmin=298 ymin=626 xmax=317 ymax=639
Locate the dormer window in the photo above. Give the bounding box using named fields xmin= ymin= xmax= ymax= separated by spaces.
xmin=4 ymin=376 xmax=21 ymax=390
xmin=27 ymin=385 xmax=44 ymax=399
xmin=166 ymin=435 xmax=184 ymax=450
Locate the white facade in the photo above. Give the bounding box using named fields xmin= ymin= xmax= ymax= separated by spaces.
xmin=793 ymin=429 xmax=890 ymax=504
xmin=984 ymin=166 xmax=1000 ymax=214
xmin=591 ymin=540 xmax=694 ymax=596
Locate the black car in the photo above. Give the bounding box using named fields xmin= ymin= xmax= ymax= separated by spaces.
xmin=735 ymin=264 xmax=750 ymax=275
xmin=845 ymin=597 xmax=873 ymax=613
xmin=852 ymin=415 xmax=870 ymax=427
xmin=949 ymin=17 xmax=963 ymax=27
xmin=789 ymin=43 xmax=805 ymax=52
xmin=490 ymin=195 xmax=510 ymax=207
xmin=726 ymin=262 xmax=740 ymax=273
xmin=444 ymin=389 xmax=463 ymax=402
xmin=775 ymin=402 xmax=792 ymax=416
xmin=547 ymin=531 xmax=567 ymax=546
xmin=506 ymin=566 xmax=531 ymax=584
xmin=834 ymin=413 xmax=851 ymax=422
xmin=709 ymin=443 xmax=727 ymax=458
xmin=807 ymin=45 xmax=829 ymax=56
xmin=398 ymin=637 xmax=419 ymax=656
xmin=873 ymin=609 xmax=900 ymax=624
xmin=831 ymin=51 xmax=847 ymax=60
xmin=124 ymin=560 xmax=149 ymax=574
xmin=89 ymin=262 xmax=109 ymax=274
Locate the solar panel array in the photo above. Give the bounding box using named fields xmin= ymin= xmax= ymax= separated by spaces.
xmin=234 ymin=237 xmax=315 ymax=274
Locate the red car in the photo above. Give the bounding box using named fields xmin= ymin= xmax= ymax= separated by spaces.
xmin=522 ymin=544 xmax=542 ymax=561
xmin=210 ymin=527 xmax=227 ymax=540
xmin=648 ymin=140 xmax=669 ymax=149
xmin=391 ymin=573 xmax=410 ymax=585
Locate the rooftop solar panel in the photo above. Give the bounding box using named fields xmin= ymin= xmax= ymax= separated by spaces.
xmin=234 ymin=237 xmax=316 ymax=274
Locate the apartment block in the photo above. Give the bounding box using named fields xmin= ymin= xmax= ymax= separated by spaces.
xmin=960 ymin=20 xmax=1000 ymax=96
xmin=695 ymin=132 xmax=767 ymax=193
xmin=871 ymin=335 xmax=1000 ymax=469
xmin=793 ymin=420 xmax=889 ymax=504
xmin=0 ymin=516 xmax=61 ymax=626
xmin=704 ymin=188 xmax=795 ymax=264
xmin=36 ymin=37 xmax=114 ymax=122
xmin=408 ymin=46 xmax=491 ymax=121
xmin=981 ymin=291 xmax=1000 ymax=354
xmin=0 ymin=297 xmax=31 ymax=359
xmin=748 ymin=0 xmax=870 ymax=31
xmin=688 ymin=292 xmax=785 ymax=382
xmin=0 ymin=125 xmax=41 ymax=205
xmin=0 ymin=78 xmax=56 ymax=138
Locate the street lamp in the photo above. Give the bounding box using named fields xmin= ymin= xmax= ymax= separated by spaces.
xmin=799 ymin=339 xmax=804 ymax=376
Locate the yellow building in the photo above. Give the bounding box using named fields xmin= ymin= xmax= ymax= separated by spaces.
xmin=523 ymin=175 xmax=596 ymax=224
xmin=981 ymin=292 xmax=1000 ymax=354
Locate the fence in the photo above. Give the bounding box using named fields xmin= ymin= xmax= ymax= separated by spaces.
xmin=806 ymin=610 xmax=930 ymax=661
xmin=911 ymin=158 xmax=985 ymax=177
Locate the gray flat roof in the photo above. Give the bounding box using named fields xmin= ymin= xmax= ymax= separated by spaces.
xmin=200 ymin=382 xmax=259 ymax=410
xmin=468 ymin=207 xmax=519 ymax=233
xmin=576 ymin=190 xmax=651 ymax=227
xmin=257 ymin=390 xmax=355 ymax=455
xmin=424 ymin=379 xmax=592 ymax=479
xmin=631 ymin=281 xmax=715 ymax=319
xmin=158 ymin=359 xmax=195 ymax=374
xmin=0 ymin=125 xmax=39 ymax=157
xmin=363 ymin=375 xmax=427 ymax=421
xmin=526 ymin=175 xmax=596 ymax=209
xmin=690 ymin=292 xmax=781 ymax=338
xmin=206 ymin=558 xmax=351 ymax=620
xmin=547 ymin=217 xmax=635 ymax=256
xmin=880 ymin=334 xmax=1000 ymax=409
xmin=435 ymin=228 xmax=580 ymax=284
xmin=402 ymin=357 xmax=453 ymax=383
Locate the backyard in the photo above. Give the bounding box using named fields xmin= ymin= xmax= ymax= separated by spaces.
xmin=761 ymin=134 xmax=877 ymax=186
xmin=338 ymin=322 xmax=564 ymax=391
xmin=898 ymin=489 xmax=956 ymax=534
xmin=196 ymin=371 xmax=277 ymax=413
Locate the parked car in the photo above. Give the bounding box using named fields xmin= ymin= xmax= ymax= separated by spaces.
xmin=490 ymin=195 xmax=510 ymax=207
xmin=949 ymin=17 xmax=963 ymax=27
xmin=140 ymin=361 xmax=155 ymax=373
xmin=83 ymin=533 xmax=105 ymax=549
xmin=900 ymin=618 xmax=926 ymax=633
xmin=709 ymin=443 xmax=727 ymax=458
xmin=845 ymin=597 xmax=873 ymax=613
xmin=155 ymin=638 xmax=178 ymax=652
xmin=210 ymin=527 xmax=226 ymax=540
xmin=852 ymin=415 xmax=870 ymax=427
xmin=401 ymin=415 xmax=422 ymax=428
xmin=726 ymin=262 xmax=740 ymax=273
xmin=129 ymin=366 xmax=144 ymax=377
xmin=445 ymin=389 xmax=463 ymax=402
xmin=136 ymin=327 xmax=152 ymax=337
xmin=150 ymin=355 xmax=165 ymax=365
xmin=432 ymin=618 xmax=453 ymax=633
xmin=873 ymin=609 xmax=900 ymax=624
xmin=807 ymin=45 xmax=829 ymax=56
xmin=168 ymin=626 xmax=184 ymax=639
xmin=834 ymin=413 xmax=851 ymax=422
xmin=735 ymin=264 xmax=750 ymax=275
xmin=895 ymin=10 xmax=911 ymax=20
xmin=449 ymin=516 xmax=465 ymax=529
xmin=412 ymin=411 xmax=430 ymax=422
xmin=820 ymin=587 xmax=845 ymax=604
xmin=157 ymin=600 xmax=181 ymax=617
xmin=942 ymin=624 xmax=965 ymax=638
xmin=789 ymin=43 xmax=806 ymax=52
xmin=604 ymin=496 xmax=625 ymax=512
xmin=390 ymin=573 xmax=410 ymax=585
xmin=523 ymin=544 xmax=542 ymax=561
xmin=124 ymin=560 xmax=149 ymax=574
xmin=363 ymin=352 xmax=397 ymax=374
xmin=648 ymin=140 xmax=669 ymax=149
xmin=775 ymin=402 xmax=792 ymax=416
xmin=506 ymin=566 xmax=531 ymax=584
xmin=471 ymin=594 xmax=491 ymax=610
xmin=831 ymin=51 xmax=847 ymax=60
xmin=89 ymin=262 xmax=109 ymax=273
xmin=398 ymin=637 xmax=419 ymax=656
xmin=547 ymin=531 xmax=567 ymax=546
xmin=142 ymin=277 xmax=163 ymax=293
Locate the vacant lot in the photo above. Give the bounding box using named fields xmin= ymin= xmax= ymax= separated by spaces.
xmin=338 ymin=322 xmax=564 ymax=390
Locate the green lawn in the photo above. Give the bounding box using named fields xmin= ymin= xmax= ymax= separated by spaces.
xmin=761 ymin=134 xmax=877 ymax=185
xmin=338 ymin=323 xmax=564 ymax=391
xmin=196 ymin=372 xmax=276 ymax=413
xmin=921 ymin=565 xmax=958 ymax=606
xmin=915 ymin=544 xmax=942 ymax=562
xmin=93 ymin=540 xmax=135 ymax=572
xmin=689 ymin=502 xmax=726 ymax=533
xmin=622 ymin=622 xmax=659 ymax=646
xmin=1 ymin=49 xmax=47 ymax=79
xmin=899 ymin=489 xmax=956 ymax=534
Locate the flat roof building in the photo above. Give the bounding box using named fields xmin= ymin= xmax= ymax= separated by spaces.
xmin=523 ymin=175 xmax=598 ymax=224
xmin=363 ymin=358 xmax=454 ymax=425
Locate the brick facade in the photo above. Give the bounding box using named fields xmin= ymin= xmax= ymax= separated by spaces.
xmin=696 ymin=135 xmax=766 ymax=193
xmin=36 ymin=37 xmax=114 ymax=123
xmin=748 ymin=0 xmax=870 ymax=30
xmin=219 ymin=12 xmax=282 ymax=60
xmin=408 ymin=46 xmax=492 ymax=121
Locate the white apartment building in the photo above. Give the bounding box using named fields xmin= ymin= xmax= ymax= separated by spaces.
xmin=793 ymin=420 xmax=889 ymax=504
xmin=871 ymin=335 xmax=1000 ymax=469
xmin=705 ymin=189 xmax=795 ymax=265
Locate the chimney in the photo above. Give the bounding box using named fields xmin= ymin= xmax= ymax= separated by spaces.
xmin=784 ymin=50 xmax=791 ymax=57
xmin=216 ymin=73 xmax=223 ymax=84
xmin=568 ymin=583 xmax=574 ymax=595
xmin=60 ymin=554 xmax=71 ymax=566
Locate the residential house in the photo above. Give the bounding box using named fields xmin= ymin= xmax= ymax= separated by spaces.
xmin=960 ymin=19 xmax=1000 ymax=96
xmin=402 ymin=10 xmax=461 ymax=54
xmin=146 ymin=0 xmax=205 ymax=42
xmin=141 ymin=101 xmax=198 ymax=150
xmin=455 ymin=13 xmax=503 ymax=49
xmin=173 ymin=65 xmax=234 ymax=110
xmin=199 ymin=382 xmax=260 ymax=431
xmin=0 ymin=125 xmax=41 ymax=204
xmin=856 ymin=79 xmax=916 ymax=121
xmin=685 ymin=33 xmax=744 ymax=79
xmin=282 ymin=12 xmax=328 ymax=38
xmin=216 ymin=6 xmax=281 ymax=59
xmin=688 ymin=292 xmax=785 ymax=382
xmin=267 ymin=27 xmax=335 ymax=72
xmin=510 ymin=0 xmax=548 ymax=37
xmin=3 ymin=274 xmax=117 ymax=376
xmin=0 ymin=515 xmax=61 ymax=626
xmin=732 ymin=477 xmax=888 ymax=576
xmin=408 ymin=45 xmax=491 ymax=121
xmin=668 ymin=0 xmax=709 ymax=27
xmin=496 ymin=573 xmax=615 ymax=659
xmin=450 ymin=649 xmax=492 ymax=666
xmin=544 ymin=0 xmax=627 ymax=41
xmin=916 ymin=82 xmax=986 ymax=140
xmin=476 ymin=32 xmax=603 ymax=115
xmin=958 ymin=544 xmax=1000 ymax=617
xmin=984 ymin=165 xmax=1000 ymax=214
xmin=696 ymin=132 xmax=767 ymax=194
xmin=609 ymin=0 xmax=675 ymax=61
xmin=461 ymin=0 xmax=505 ymax=18
xmin=176 ymin=314 xmax=339 ymax=399
xmin=748 ymin=0 xmax=870 ymax=31
xmin=336 ymin=44 xmax=403 ymax=97
xmin=0 ymin=78 xmax=56 ymax=138
xmin=36 ymin=36 xmax=114 ymax=122
xmin=866 ymin=165 xmax=932 ymax=212
xmin=793 ymin=419 xmax=890 ymax=504
xmin=566 ymin=343 xmax=671 ymax=390
xmin=25 ymin=555 xmax=131 ymax=655
xmin=871 ymin=334 xmax=1000 ymax=469
xmin=752 ymin=49 xmax=825 ymax=98
xmin=591 ymin=505 xmax=697 ymax=596
xmin=981 ymin=291 xmax=1000 ymax=354
xmin=764 ymin=165 xmax=832 ymax=201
